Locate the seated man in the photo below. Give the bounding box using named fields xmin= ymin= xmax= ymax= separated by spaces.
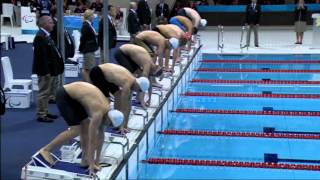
xmin=90 ymin=63 xmax=150 ymax=133
xmin=114 ymin=44 xmax=163 ymax=108
xmin=39 ymin=82 xmax=124 ymax=175
xmin=133 ymin=30 xmax=179 ymax=69
xmin=153 ymin=24 xmax=189 ymax=72
xmin=177 ymin=7 xmax=207 ymax=34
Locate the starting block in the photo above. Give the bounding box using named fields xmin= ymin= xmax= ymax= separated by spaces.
xmin=64 ymin=64 xmax=79 ymax=78
xmin=5 ymin=89 xmax=32 ymax=108
xmin=21 ymin=151 xmax=91 ymax=180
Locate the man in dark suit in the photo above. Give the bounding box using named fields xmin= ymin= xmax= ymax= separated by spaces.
xmin=98 ymin=5 xmax=117 ymax=64
xmin=137 ymin=0 xmax=151 ymax=30
xmin=246 ymin=0 xmax=261 ymax=47
xmin=32 ymin=15 xmax=64 ymax=122
xmin=127 ymin=2 xmax=141 ymax=42
xmin=155 ymin=0 xmax=170 ymax=25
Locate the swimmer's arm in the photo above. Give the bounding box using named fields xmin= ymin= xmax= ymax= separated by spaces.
xmin=157 ymin=43 xmax=166 ymax=67
xmin=186 ymin=22 xmax=193 ymax=37
xmin=147 ymin=78 xmax=152 ymax=105
xmin=141 ymin=61 xmax=151 ymax=77
xmin=95 ymin=123 xmax=105 ymax=165
xmin=87 ymin=113 xmax=103 ymax=168
xmin=119 ymin=86 xmax=131 ymax=128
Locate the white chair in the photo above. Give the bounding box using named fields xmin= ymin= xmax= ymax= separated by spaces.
xmin=1 ymin=3 xmax=14 ymax=28
xmin=1 ymin=56 xmax=32 ymax=91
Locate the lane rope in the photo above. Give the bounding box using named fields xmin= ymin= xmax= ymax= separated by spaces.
xmin=191 ymin=79 xmax=320 ymax=85
xmin=143 ymin=158 xmax=320 ymax=171
xmin=202 ymin=60 xmax=320 ymax=64
xmin=196 ymin=68 xmax=320 ymax=73
xmin=175 ymin=108 xmax=320 ymax=116
xmin=184 ymin=92 xmax=320 ymax=99
xmin=159 ymin=129 xmax=320 ymax=140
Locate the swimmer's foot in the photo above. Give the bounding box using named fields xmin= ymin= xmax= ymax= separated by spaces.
xmin=39 ymin=149 xmax=55 ymax=166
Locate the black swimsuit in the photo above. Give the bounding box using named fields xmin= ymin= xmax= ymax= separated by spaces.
xmin=114 ymin=49 xmax=140 ymax=73
xmin=89 ymin=66 xmax=120 ymax=97
xmin=56 ymin=87 xmax=88 ymax=126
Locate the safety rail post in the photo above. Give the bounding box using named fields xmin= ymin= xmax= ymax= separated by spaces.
xmin=240 ymin=25 xmax=249 ymax=52
xmin=217 ymin=25 xmax=224 ymax=52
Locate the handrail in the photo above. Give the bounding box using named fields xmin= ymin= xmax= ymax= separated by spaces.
xmin=109 ymin=44 xmax=203 ymax=180
xmin=217 ymin=25 xmax=224 ymax=52
xmin=240 ymin=25 xmax=248 ymax=51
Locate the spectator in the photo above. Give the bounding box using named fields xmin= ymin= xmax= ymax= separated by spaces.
xmin=32 ymin=15 xmax=64 ymax=123
xmin=137 ymin=0 xmax=151 ymax=30
xmin=294 ymin=0 xmax=308 ymax=44
xmin=79 ymin=9 xmax=99 ymax=82
xmin=74 ymin=1 xmax=86 ymax=13
xmin=245 ymin=0 xmax=261 ymax=47
xmin=115 ymin=6 xmax=124 ymax=35
xmin=98 ymin=5 xmax=117 ymax=64
xmin=89 ymin=0 xmax=103 ymax=13
xmin=155 ymin=0 xmax=170 ymax=24
xmin=127 ymin=2 xmax=141 ymax=42
xmin=38 ymin=0 xmax=52 ymax=17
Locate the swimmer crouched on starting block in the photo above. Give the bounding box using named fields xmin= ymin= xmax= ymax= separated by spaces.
xmin=39 ymin=82 xmax=124 ymax=175
xmin=90 ymin=63 xmax=150 ymax=134
xmin=114 ymin=44 xmax=163 ymax=108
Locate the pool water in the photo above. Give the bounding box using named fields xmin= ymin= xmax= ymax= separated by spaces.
xmin=137 ymin=54 xmax=320 ymax=179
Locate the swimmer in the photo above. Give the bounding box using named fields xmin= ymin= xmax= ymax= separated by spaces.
xmin=39 ymin=82 xmax=124 ymax=176
xmin=90 ymin=63 xmax=150 ymax=133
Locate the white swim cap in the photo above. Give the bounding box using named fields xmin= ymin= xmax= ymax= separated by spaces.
xmin=136 ymin=77 xmax=150 ymax=93
xmin=108 ymin=110 xmax=124 ymax=127
xmin=200 ymin=19 xmax=207 ymax=27
xmin=169 ymin=38 xmax=179 ymax=49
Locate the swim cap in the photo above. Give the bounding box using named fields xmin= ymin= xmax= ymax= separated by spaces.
xmin=200 ymin=19 xmax=207 ymax=27
xmin=169 ymin=38 xmax=179 ymax=49
xmin=108 ymin=110 xmax=124 ymax=127
xmin=136 ymin=77 xmax=150 ymax=93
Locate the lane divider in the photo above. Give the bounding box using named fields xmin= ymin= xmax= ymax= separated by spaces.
xmin=175 ymin=108 xmax=320 ymax=116
xmin=202 ymin=60 xmax=320 ymax=64
xmin=184 ymin=92 xmax=320 ymax=99
xmin=142 ymin=158 xmax=320 ymax=171
xmin=159 ymin=129 xmax=320 ymax=140
xmin=195 ymin=68 xmax=320 ymax=73
xmin=191 ymin=79 xmax=320 ymax=85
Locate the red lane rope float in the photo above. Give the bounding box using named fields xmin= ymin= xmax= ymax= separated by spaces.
xmin=196 ymin=68 xmax=320 ymax=73
xmin=191 ymin=79 xmax=320 ymax=85
xmin=175 ymin=109 xmax=320 ymax=117
xmin=160 ymin=129 xmax=320 ymax=140
xmin=202 ymin=60 xmax=320 ymax=64
xmin=143 ymin=158 xmax=320 ymax=171
xmin=184 ymin=92 xmax=320 ymax=99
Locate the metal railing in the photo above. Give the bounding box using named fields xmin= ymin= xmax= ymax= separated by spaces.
xmin=110 ymin=42 xmax=203 ymax=180
xmin=217 ymin=25 xmax=224 ymax=52
xmin=240 ymin=25 xmax=249 ymax=52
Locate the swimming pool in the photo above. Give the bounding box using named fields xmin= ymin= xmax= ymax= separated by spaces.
xmin=136 ymin=53 xmax=320 ymax=179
